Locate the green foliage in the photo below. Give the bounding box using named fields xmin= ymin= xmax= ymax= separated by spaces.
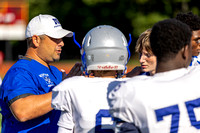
xmin=27 ymin=0 xmax=200 ymax=38
xmin=29 ymin=0 xmax=51 ymax=19
xmin=130 ymin=12 xmax=169 ymax=37
xmin=82 ymin=0 xmax=113 ymax=6
xmin=8 ymin=0 xmax=200 ymax=60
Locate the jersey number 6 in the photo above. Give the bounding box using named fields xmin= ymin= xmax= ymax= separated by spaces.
xmin=95 ymin=109 xmax=114 ymax=133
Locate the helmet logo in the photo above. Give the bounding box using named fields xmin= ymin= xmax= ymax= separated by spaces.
xmin=87 ymin=55 xmax=94 ymax=61
xmin=97 ymin=65 xmax=118 ymax=69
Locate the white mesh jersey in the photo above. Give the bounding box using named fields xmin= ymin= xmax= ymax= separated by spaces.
xmin=52 ymin=76 xmax=129 ymax=133
xmin=109 ymin=66 xmax=200 ymax=133
xmin=190 ymin=53 xmax=200 ymax=66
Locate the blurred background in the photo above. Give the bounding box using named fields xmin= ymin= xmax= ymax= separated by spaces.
xmin=0 ymin=0 xmax=199 ymax=79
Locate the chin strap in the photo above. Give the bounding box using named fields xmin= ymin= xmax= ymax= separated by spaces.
xmin=122 ymin=33 xmax=132 ymax=77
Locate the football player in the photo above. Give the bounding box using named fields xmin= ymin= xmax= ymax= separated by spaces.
xmin=108 ymin=18 xmax=200 ymax=133
xmin=176 ymin=12 xmax=200 ymax=66
xmin=51 ymin=25 xmax=132 ymax=133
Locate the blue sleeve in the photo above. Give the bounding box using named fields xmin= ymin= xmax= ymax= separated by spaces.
xmin=1 ymin=68 xmax=40 ymax=105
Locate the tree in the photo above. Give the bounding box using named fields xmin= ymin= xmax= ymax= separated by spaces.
xmin=9 ymin=0 xmax=200 ymax=60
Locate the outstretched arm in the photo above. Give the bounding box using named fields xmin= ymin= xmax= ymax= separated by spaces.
xmin=10 ymin=92 xmax=53 ymax=122
xmin=126 ymin=66 xmax=142 ymax=77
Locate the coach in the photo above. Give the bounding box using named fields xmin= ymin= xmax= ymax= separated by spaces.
xmin=0 ymin=14 xmax=81 ymax=133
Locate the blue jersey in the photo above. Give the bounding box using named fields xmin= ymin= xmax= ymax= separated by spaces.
xmin=0 ymin=57 xmax=63 ymax=133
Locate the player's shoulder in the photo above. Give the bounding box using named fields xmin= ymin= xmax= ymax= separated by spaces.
xmin=110 ymin=75 xmax=150 ymax=94
xmin=125 ymin=75 xmax=150 ymax=85
xmin=59 ymin=76 xmax=101 ymax=87
xmin=187 ymin=65 xmax=200 ymax=76
xmin=61 ymin=76 xmax=86 ymax=84
xmin=52 ymin=76 xmax=85 ymax=92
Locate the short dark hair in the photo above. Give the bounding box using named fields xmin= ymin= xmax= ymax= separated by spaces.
xmin=175 ymin=12 xmax=200 ymax=31
xmin=26 ymin=35 xmax=45 ymax=47
xmin=150 ymin=18 xmax=192 ymax=62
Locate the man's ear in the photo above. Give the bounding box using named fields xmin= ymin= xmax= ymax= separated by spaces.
xmin=31 ymin=35 xmax=41 ymax=48
xmin=181 ymin=45 xmax=189 ymax=60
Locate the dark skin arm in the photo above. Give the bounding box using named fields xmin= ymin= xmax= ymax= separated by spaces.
xmin=126 ymin=66 xmax=142 ymax=77
xmin=62 ymin=62 xmax=82 ymax=80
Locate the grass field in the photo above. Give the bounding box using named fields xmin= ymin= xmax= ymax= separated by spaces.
xmin=0 ymin=58 xmax=140 ymax=131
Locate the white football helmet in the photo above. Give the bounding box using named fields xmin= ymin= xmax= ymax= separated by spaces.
xmin=81 ymin=25 xmax=129 ymax=76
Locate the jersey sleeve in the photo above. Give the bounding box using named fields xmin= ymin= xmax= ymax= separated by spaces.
xmin=1 ymin=68 xmax=41 ymax=106
xmin=57 ymin=111 xmax=74 ymax=132
xmin=108 ymin=80 xmax=136 ymax=123
xmin=51 ymin=79 xmax=75 ymax=131
xmin=51 ymin=79 xmax=74 ymax=112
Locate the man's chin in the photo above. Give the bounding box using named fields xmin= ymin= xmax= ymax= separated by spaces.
xmin=53 ymin=58 xmax=60 ymax=62
xmin=52 ymin=56 xmax=60 ymax=62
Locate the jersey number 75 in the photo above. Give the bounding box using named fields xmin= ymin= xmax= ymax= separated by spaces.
xmin=155 ymin=98 xmax=200 ymax=133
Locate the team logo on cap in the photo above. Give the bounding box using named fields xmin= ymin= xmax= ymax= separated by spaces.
xmin=52 ymin=18 xmax=61 ymax=28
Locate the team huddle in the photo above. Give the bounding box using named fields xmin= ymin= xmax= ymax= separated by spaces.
xmin=0 ymin=11 xmax=200 ymax=133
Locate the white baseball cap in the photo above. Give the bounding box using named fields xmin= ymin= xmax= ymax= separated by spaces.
xmin=25 ymin=14 xmax=73 ymax=39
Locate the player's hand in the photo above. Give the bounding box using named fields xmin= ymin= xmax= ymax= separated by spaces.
xmin=126 ymin=66 xmax=142 ymax=77
xmin=64 ymin=62 xmax=82 ymax=79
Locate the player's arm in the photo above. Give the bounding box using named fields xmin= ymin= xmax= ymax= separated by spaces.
xmin=126 ymin=66 xmax=142 ymax=77
xmin=10 ymin=92 xmax=53 ymax=122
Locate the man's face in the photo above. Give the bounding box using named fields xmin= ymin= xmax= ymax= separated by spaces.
xmin=37 ymin=35 xmax=64 ymax=63
xmin=139 ymin=48 xmax=157 ymax=73
xmin=191 ymin=30 xmax=200 ymax=56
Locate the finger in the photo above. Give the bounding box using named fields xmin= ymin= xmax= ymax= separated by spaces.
xmin=71 ymin=63 xmax=82 ymax=74
xmin=68 ymin=63 xmax=80 ymax=74
xmin=66 ymin=62 xmax=82 ymax=78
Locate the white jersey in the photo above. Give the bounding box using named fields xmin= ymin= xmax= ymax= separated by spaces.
xmin=51 ymin=76 xmax=129 ymax=133
xmin=109 ymin=66 xmax=200 ymax=133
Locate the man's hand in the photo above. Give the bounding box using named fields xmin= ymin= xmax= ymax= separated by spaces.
xmin=62 ymin=63 xmax=82 ymax=80
xmin=126 ymin=66 xmax=142 ymax=77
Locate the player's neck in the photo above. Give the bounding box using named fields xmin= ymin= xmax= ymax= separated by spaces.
xmin=156 ymin=61 xmax=185 ymax=73
xmin=101 ymin=76 xmax=116 ymax=78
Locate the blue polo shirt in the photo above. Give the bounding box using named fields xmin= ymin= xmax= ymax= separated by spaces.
xmin=0 ymin=57 xmax=63 ymax=133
